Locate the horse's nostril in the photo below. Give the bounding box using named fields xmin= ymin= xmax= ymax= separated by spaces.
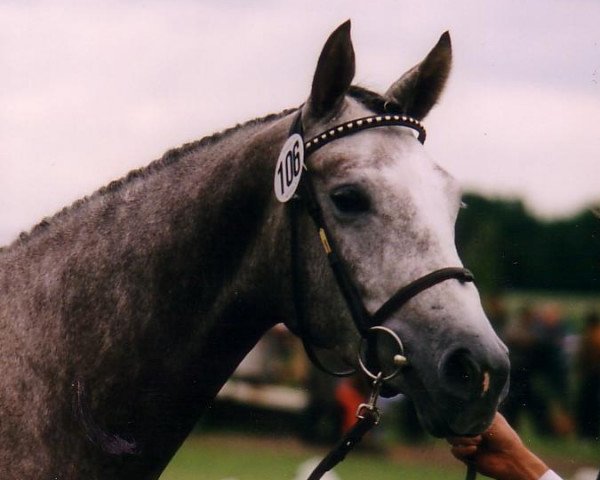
xmin=438 ymin=348 xmax=482 ymax=400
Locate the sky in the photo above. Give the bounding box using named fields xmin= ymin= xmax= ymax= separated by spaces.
xmin=1 ymin=0 xmax=599 ymax=246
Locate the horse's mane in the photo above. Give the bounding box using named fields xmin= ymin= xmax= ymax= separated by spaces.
xmin=2 ymin=108 xmax=297 ymax=251
xmin=4 ymin=86 xmax=385 ymax=252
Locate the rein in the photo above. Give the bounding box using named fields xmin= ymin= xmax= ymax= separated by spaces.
xmin=283 ymin=108 xmax=477 ymax=480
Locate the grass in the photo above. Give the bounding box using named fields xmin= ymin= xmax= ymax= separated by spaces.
xmin=160 ymin=436 xmax=305 ymax=480
xmin=159 ymin=433 xmax=467 ymax=480
xmin=159 ymin=427 xmax=599 ymax=480
xmin=517 ymin=417 xmax=600 ymax=468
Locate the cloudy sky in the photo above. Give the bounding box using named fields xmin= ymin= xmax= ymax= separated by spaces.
xmin=1 ymin=1 xmax=599 ymax=245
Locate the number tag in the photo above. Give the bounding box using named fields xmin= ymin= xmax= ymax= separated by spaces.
xmin=274 ymin=133 xmax=304 ymax=202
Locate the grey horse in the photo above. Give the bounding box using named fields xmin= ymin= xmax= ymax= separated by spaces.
xmin=0 ymin=21 xmax=509 ymax=479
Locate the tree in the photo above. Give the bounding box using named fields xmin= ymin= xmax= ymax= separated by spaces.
xmin=455 ymin=193 xmax=600 ymax=293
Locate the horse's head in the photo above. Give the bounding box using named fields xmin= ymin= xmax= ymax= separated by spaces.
xmin=285 ymin=21 xmax=509 ymax=437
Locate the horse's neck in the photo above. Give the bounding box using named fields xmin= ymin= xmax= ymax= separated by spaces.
xmin=0 ymin=113 xmax=293 ymax=477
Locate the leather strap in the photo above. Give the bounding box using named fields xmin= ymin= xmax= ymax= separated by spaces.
xmin=371 ymin=267 xmax=474 ymax=325
xmin=298 ymin=171 xmax=371 ymax=335
xmin=306 ymin=409 xmax=379 ymax=480
xmin=289 ymin=194 xmax=354 ymax=377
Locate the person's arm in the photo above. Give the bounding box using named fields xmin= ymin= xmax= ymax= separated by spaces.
xmin=447 ymin=413 xmax=558 ymax=480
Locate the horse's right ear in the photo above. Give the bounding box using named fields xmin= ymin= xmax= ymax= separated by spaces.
xmin=306 ymin=20 xmax=355 ymax=120
xmin=384 ymin=31 xmax=452 ymax=120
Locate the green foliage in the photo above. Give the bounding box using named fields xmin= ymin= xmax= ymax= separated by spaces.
xmin=456 ymin=194 xmax=600 ymax=294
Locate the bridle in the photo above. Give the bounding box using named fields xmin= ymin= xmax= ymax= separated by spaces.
xmin=287 ymin=107 xmax=474 ymax=377
xmin=282 ymin=105 xmax=478 ymax=480
xmin=284 ymin=106 xmax=478 ymax=478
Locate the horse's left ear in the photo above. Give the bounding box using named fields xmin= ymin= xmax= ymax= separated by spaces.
xmin=306 ymin=20 xmax=356 ymax=120
xmin=385 ymin=31 xmax=452 ymax=120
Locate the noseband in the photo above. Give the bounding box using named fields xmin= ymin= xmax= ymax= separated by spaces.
xmin=287 ymin=108 xmax=474 ymax=376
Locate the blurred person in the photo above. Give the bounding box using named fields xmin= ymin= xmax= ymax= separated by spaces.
xmin=533 ymin=304 xmax=573 ymax=436
xmin=502 ymin=304 xmax=573 ymax=436
xmin=502 ymin=306 xmax=550 ymax=433
xmin=448 ymin=412 xmax=565 ymax=480
xmin=575 ymin=311 xmax=600 ymax=439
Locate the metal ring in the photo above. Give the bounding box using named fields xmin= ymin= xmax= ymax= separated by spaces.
xmin=358 ymin=326 xmax=407 ymax=381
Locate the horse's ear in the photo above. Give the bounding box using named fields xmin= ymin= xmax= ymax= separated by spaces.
xmin=385 ymin=31 xmax=452 ymax=120
xmin=307 ymin=20 xmax=355 ymax=120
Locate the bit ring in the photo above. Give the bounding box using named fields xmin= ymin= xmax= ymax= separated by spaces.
xmin=358 ymin=326 xmax=407 ymax=381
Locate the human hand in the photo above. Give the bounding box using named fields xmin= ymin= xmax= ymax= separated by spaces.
xmin=447 ymin=413 xmax=549 ymax=480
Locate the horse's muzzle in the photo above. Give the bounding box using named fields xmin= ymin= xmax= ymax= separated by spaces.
xmin=434 ymin=341 xmax=510 ymax=435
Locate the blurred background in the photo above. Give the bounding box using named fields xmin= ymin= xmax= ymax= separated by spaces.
xmin=1 ymin=1 xmax=598 ymax=479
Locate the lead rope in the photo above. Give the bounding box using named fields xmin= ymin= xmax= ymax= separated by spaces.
xmin=307 ymin=374 xmax=383 ymax=480
xmin=306 ymin=373 xmax=478 ymax=480
xmin=466 ymin=465 xmax=477 ymax=480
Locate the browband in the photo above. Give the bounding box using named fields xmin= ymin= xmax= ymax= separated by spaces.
xmin=305 ymin=113 xmax=426 ymax=154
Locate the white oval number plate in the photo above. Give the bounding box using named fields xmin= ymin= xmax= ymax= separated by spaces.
xmin=274 ymin=133 xmax=304 ymax=202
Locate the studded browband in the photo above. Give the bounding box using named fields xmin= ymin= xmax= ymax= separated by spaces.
xmin=304 ymin=113 xmax=426 ymax=153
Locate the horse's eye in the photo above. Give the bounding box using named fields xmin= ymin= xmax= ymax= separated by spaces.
xmin=329 ymin=186 xmax=371 ymax=215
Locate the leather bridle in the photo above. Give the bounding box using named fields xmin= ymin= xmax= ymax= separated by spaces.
xmin=283 ymin=106 xmax=480 ymax=480
xmin=287 ymin=108 xmax=475 ymax=377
